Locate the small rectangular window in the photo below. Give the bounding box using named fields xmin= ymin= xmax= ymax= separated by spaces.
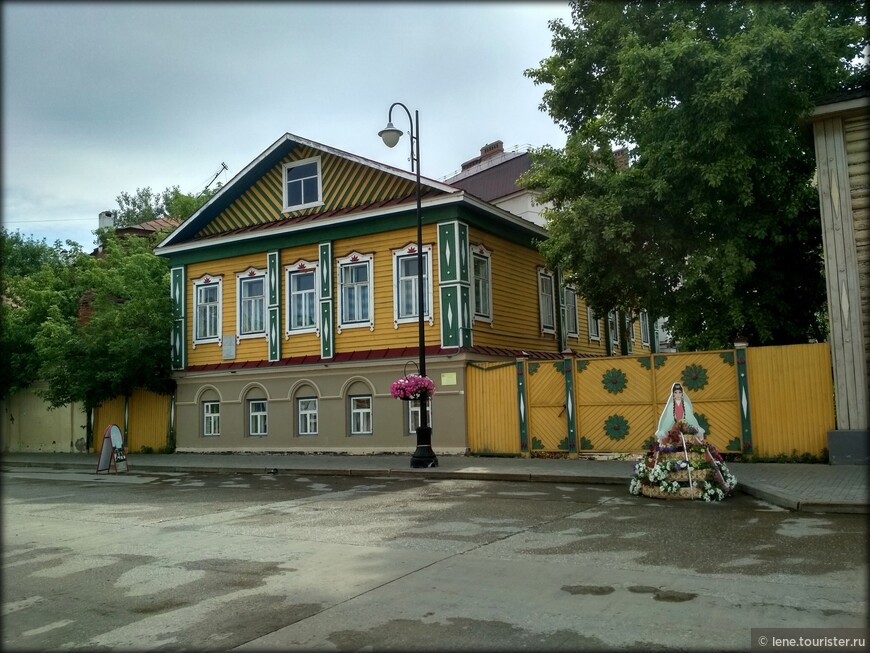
xmin=289 ymin=270 xmax=317 ymax=330
xmin=195 ymin=283 xmax=221 ymax=341
xmin=298 ymin=397 xmax=318 ymax=436
xmin=408 ymin=397 xmax=432 ymax=434
xmin=283 ymin=158 xmax=322 ymax=211
xmin=396 ymin=253 xmax=429 ymax=319
xmin=240 ymin=277 xmax=265 ymax=335
xmin=588 ymin=307 xmax=601 ymax=341
xmin=538 ymin=271 xmax=555 ymax=332
xmin=473 ymin=253 xmax=491 ymax=319
xmin=350 ymin=396 xmax=372 ymax=435
xmin=203 ymin=401 xmax=220 ymax=437
xmin=249 ymin=399 xmax=267 ymax=437
xmin=341 ymin=262 xmax=370 ymax=324
xmin=640 ymin=311 xmax=650 ymax=346
xmin=564 ymin=288 xmax=579 ymax=337
xmin=608 ymin=310 xmax=620 ymax=345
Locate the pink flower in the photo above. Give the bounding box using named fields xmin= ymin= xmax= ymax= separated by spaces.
xmin=390 ymin=374 xmax=436 ymax=400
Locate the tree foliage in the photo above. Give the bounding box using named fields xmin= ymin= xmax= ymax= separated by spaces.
xmin=1 ymin=229 xmax=174 ymax=408
xmin=114 ymin=184 xmax=220 ymax=227
xmin=523 ymin=0 xmax=866 ymax=349
xmin=1 ymin=231 xmax=84 ymax=399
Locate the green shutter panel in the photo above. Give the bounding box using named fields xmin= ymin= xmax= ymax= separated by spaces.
xmin=170 ymin=266 xmax=185 ymax=369
xmin=267 ymin=252 xmax=280 ymax=362
xmin=319 ymin=242 xmax=334 ymax=359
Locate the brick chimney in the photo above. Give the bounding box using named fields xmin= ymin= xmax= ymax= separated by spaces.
xmin=613 ymin=147 xmax=628 ymax=170
xmin=460 ymin=140 xmax=506 ymax=172
xmin=479 ymin=140 xmax=504 ymax=161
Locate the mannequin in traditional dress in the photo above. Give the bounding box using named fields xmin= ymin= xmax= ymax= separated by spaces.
xmin=655 ymin=382 xmax=705 ymax=442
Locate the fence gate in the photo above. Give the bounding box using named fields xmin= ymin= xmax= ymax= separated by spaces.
xmin=526 ymin=360 xmax=576 ymax=453
xmin=574 ymin=351 xmax=741 ymax=454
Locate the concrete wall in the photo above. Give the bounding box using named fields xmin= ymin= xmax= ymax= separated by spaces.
xmin=1 ymin=385 xmax=88 ymax=453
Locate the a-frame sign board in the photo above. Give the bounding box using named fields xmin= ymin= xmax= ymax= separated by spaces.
xmin=96 ymin=424 xmax=130 ymax=474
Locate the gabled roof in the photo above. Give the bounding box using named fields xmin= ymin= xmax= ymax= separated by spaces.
xmin=156 ymin=132 xmax=460 ymax=251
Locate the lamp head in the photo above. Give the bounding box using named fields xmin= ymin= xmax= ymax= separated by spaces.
xmin=378 ymin=122 xmax=403 ymax=148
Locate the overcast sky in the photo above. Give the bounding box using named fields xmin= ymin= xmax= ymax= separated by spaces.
xmin=2 ymin=1 xmax=573 ymax=249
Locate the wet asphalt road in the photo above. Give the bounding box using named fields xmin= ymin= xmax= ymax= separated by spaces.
xmin=2 ymin=467 xmax=867 ymax=651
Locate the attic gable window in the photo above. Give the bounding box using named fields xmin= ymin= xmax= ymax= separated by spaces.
xmin=283 ymin=156 xmax=323 ymax=212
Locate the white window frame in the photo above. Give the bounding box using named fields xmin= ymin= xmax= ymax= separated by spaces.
xmin=537 ymin=268 xmax=556 ymax=334
xmin=471 ymin=244 xmax=492 ymax=322
xmin=297 ymin=397 xmax=318 ymax=436
xmin=282 ymin=156 xmax=323 ymax=212
xmin=391 ymin=243 xmax=434 ymax=328
xmin=640 ymin=310 xmax=650 ymax=346
xmin=408 ymin=397 xmax=432 ymax=435
xmin=192 ymin=273 xmax=223 ymax=347
xmin=350 ymin=395 xmax=372 ymax=435
xmin=236 ymin=267 xmax=267 ymax=340
xmin=285 ymin=260 xmax=319 ymax=337
xmin=337 ymin=252 xmax=374 ymax=332
xmin=608 ymin=310 xmax=620 ymax=345
xmin=588 ymin=307 xmax=601 ymax=341
xmin=248 ymin=399 xmax=268 ymax=437
xmin=563 ymin=286 xmax=579 ymax=338
xmin=202 ymin=401 xmax=220 ymax=437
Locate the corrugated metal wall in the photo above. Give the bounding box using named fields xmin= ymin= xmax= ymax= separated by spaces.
xmin=746 ymin=343 xmax=834 ymax=457
xmin=466 ymin=361 xmax=521 ymax=454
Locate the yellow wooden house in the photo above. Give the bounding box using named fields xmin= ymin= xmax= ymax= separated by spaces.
xmin=155 ymin=133 xmax=652 ymax=453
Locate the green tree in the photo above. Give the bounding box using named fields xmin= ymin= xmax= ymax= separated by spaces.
xmin=523 ymin=1 xmax=866 ymax=349
xmin=114 ymin=184 xmax=220 ymax=227
xmin=33 ymin=230 xmax=175 ymax=410
xmin=0 ymin=231 xmax=84 ymax=399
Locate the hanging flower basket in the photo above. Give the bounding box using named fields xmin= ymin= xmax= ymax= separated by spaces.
xmin=390 ymin=374 xmax=436 ymax=401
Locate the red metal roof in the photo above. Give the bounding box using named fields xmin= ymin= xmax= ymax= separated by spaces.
xmin=182 ymin=344 xmax=590 ymax=373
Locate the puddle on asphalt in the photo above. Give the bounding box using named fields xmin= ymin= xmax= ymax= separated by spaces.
xmin=626 ymin=586 xmax=697 ymax=602
xmin=562 ymin=584 xmax=615 ymax=595
xmin=776 ymin=518 xmax=835 ymax=538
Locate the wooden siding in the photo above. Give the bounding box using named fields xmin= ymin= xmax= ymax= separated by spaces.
xmin=126 ymin=390 xmax=172 ymax=452
xmin=466 ymin=362 xmax=521 ymax=454
xmin=846 ymin=114 xmax=870 ymax=401
xmin=527 ymin=361 xmax=571 ymax=450
xmin=814 ymin=112 xmax=869 ymax=430
xmin=199 ymin=148 xmax=419 ymax=237
xmin=93 ymin=396 xmax=126 ymax=453
xmin=746 ymin=344 xmax=835 ymax=457
xmin=333 ymin=225 xmax=441 ymax=353
xmin=467 ymin=227 xmax=561 ymax=353
xmin=186 ymin=252 xmax=271 ymax=367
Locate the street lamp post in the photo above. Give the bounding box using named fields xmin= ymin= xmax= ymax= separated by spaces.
xmin=379 ymin=102 xmax=438 ymax=468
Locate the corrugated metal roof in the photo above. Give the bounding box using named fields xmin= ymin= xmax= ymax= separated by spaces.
xmin=183 ymin=344 xmax=603 ymax=373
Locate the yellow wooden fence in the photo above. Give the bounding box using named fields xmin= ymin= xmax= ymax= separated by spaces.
xmin=466 ymin=343 xmax=835 ymax=457
xmin=92 ymin=390 xmax=172 ymax=454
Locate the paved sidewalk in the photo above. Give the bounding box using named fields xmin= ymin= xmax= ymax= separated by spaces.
xmin=2 ymin=451 xmax=867 ymax=514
